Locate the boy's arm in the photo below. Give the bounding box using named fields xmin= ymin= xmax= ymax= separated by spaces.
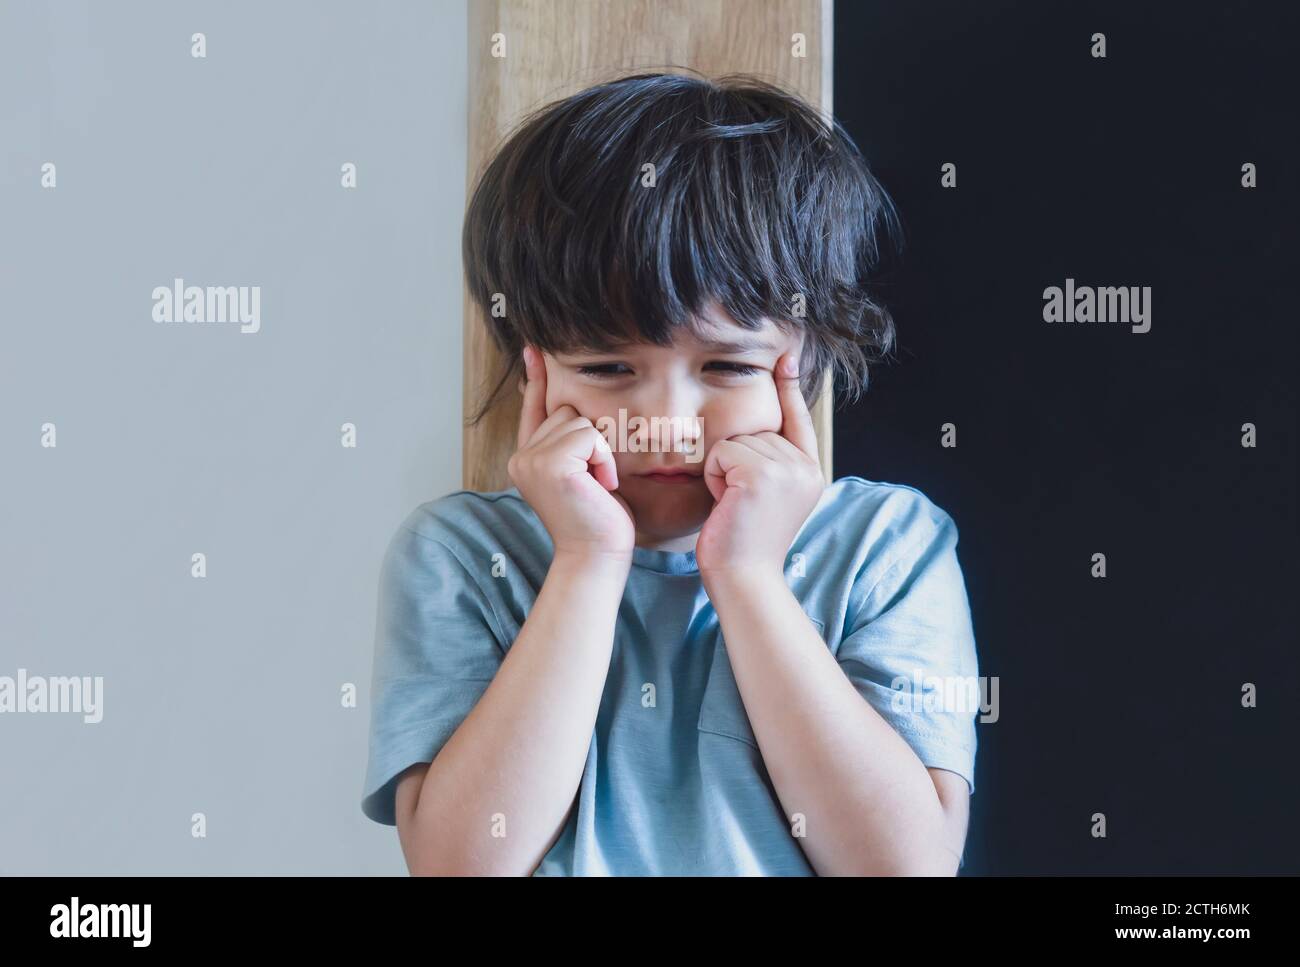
xmin=705 ymin=569 xmax=965 ymax=876
xmin=394 ymin=549 xmax=629 ymax=876
xmin=929 ymin=767 xmax=972 ymax=869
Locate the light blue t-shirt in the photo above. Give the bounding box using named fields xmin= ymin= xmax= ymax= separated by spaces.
xmin=361 ymin=475 xmax=980 ymax=875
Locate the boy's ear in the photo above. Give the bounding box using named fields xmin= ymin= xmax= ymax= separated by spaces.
xmin=516 ymin=345 xmax=534 ymax=394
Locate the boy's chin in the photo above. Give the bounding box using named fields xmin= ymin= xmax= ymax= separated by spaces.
xmin=621 ymin=488 xmax=714 ymax=543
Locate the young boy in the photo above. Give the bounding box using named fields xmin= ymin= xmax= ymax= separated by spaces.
xmin=361 ymin=72 xmax=979 ymax=875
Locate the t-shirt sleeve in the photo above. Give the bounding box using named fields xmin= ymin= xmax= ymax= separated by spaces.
xmin=834 ymin=503 xmax=980 ymax=801
xmin=360 ymin=512 xmax=507 ymax=826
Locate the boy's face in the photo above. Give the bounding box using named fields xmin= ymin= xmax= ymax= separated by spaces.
xmin=539 ymin=303 xmax=807 ymax=551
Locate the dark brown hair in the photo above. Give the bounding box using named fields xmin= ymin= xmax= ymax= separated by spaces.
xmin=462 ymin=69 xmax=904 ymax=426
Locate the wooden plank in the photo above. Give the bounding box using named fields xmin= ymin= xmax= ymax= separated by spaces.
xmin=464 ymin=0 xmax=834 ymax=492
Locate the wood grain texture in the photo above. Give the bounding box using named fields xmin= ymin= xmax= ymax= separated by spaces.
xmin=464 ymin=0 xmax=834 ymax=492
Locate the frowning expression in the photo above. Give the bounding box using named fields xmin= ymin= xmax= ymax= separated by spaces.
xmin=539 ymin=304 xmax=806 ymax=549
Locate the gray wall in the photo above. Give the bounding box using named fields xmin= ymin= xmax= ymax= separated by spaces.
xmin=0 ymin=0 xmax=467 ymax=873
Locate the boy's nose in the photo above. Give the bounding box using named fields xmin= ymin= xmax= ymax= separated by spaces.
xmin=637 ymin=386 xmax=704 ymax=452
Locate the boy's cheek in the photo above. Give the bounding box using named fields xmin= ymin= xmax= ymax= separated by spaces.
xmin=542 ymin=383 xmax=584 ymax=421
xmin=543 ymin=383 xmax=573 ymax=418
xmin=718 ymin=392 xmax=783 ymax=438
xmin=540 ymin=362 xmax=585 ymax=418
xmin=757 ymin=388 xmax=785 ymax=431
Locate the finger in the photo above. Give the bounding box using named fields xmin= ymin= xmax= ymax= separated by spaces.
xmin=702 ymin=439 xmax=732 ymax=504
xmin=702 ymin=437 xmax=762 ymax=504
xmin=729 ymin=433 xmax=785 ymax=462
xmin=516 ymin=345 xmax=550 ymax=450
xmin=587 ymin=433 xmax=619 ymax=491
xmin=553 ymin=424 xmax=620 ymax=492
xmin=774 ymin=352 xmax=819 ymax=460
xmin=522 ymin=406 xmax=586 ymax=453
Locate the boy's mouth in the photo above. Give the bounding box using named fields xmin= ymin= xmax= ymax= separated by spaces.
xmin=636 ymin=468 xmax=703 ymax=485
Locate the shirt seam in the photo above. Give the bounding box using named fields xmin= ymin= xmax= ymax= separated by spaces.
xmin=398 ymin=525 xmax=511 ymax=655
xmin=850 ymin=513 xmax=947 ymax=620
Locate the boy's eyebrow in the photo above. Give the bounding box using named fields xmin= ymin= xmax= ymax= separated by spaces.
xmin=690 ymin=334 xmax=781 ymax=353
xmin=577 ymin=333 xmax=780 ymax=355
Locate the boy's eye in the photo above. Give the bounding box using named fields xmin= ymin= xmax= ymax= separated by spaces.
xmin=574 ymin=361 xmax=762 ymax=379
xmin=576 ymin=363 xmax=630 ymax=379
xmin=706 ymin=362 xmax=761 ymax=376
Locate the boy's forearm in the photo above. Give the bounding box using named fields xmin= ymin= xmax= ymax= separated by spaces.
xmin=406 ymin=550 xmax=629 ymax=875
xmin=704 ymin=570 xmax=954 ymax=876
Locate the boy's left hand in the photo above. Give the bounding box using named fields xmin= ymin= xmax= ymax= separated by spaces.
xmin=696 ymin=352 xmax=826 ymax=583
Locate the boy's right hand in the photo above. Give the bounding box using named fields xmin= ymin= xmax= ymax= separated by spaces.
xmin=508 ymin=345 xmax=637 ymax=560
